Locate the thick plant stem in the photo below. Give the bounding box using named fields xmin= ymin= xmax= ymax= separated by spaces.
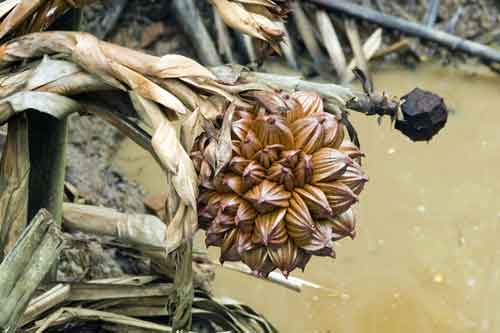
xmin=27 ymin=9 xmax=81 ymax=280
xmin=27 ymin=111 xmax=68 ymax=226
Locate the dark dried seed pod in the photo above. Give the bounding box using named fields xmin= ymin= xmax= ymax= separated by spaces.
xmin=328 ymin=208 xmax=357 ymax=241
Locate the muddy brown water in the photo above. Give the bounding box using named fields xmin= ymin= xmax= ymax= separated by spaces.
xmin=114 ymin=64 xmax=500 ymax=333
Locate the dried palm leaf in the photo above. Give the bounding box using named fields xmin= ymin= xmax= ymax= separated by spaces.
xmin=210 ymin=0 xmax=289 ymax=52
xmin=0 ymin=210 xmax=63 ymax=333
xmin=34 ymin=307 xmax=179 ymax=333
xmin=0 ymin=114 xmax=29 ymax=258
xmin=0 ymin=0 xmax=98 ymax=40
xmin=21 ymin=284 xmax=70 ymax=326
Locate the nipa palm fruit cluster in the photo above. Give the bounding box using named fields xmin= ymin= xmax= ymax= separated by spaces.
xmin=191 ymin=90 xmax=368 ymax=277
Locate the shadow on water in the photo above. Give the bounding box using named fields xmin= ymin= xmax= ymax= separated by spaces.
xmin=114 ymin=63 xmax=500 ymax=333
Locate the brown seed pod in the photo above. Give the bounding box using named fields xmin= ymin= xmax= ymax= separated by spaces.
xmin=292 ymin=91 xmax=324 ymax=116
xmin=241 ymin=246 xmax=275 ymax=276
xmin=328 ymin=208 xmax=357 ymax=240
xmin=337 ymin=165 xmax=369 ymax=195
xmin=255 ymin=144 xmax=284 ymax=168
xmin=254 ymin=113 xmax=295 ymax=148
xmin=252 ymin=208 xmax=288 ymax=247
xmin=338 ymin=139 xmax=365 ymax=160
xmin=268 ymin=240 xmax=300 ymax=277
xmin=285 ymin=192 xmax=316 ymax=246
xmin=316 ymin=181 xmax=358 ymax=215
xmin=294 ymin=185 xmax=332 ymax=218
xmin=242 ymin=161 xmax=266 ymax=188
xmin=301 ymin=223 xmax=335 ymax=257
xmin=268 ymin=162 xmax=295 ymax=191
xmin=294 ymin=152 xmax=313 ymax=187
xmin=311 ymin=148 xmax=351 ymax=183
xmin=244 ymin=180 xmax=291 ymax=213
xmin=193 ymin=90 xmax=367 ymax=276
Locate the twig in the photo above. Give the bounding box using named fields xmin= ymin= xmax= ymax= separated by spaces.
xmin=423 ymin=0 xmax=440 ymax=27
xmin=27 ymin=8 xmax=82 ymax=282
xmin=316 ymin=10 xmax=347 ymax=80
xmin=444 ymin=6 xmax=464 ymax=34
xmin=220 ymin=262 xmax=324 ymax=293
xmin=372 ymin=39 xmax=411 ymax=59
xmin=344 ymin=28 xmax=382 ymax=83
xmin=213 ymin=7 xmax=236 ymax=64
xmin=279 ymin=22 xmax=300 ymax=71
xmin=212 ymin=65 xmax=400 ymax=118
xmin=172 ymin=0 xmax=222 ymax=66
xmin=344 ymin=20 xmax=373 ymax=84
xmin=241 ymin=33 xmax=258 ymax=65
xmin=35 ymin=307 xmax=181 ymax=333
xmin=21 ymin=284 xmax=71 ymax=326
xmin=373 ymin=0 xmax=385 ymax=12
xmin=290 ymin=1 xmax=327 ymax=74
xmin=62 ymin=203 xmax=166 ymax=249
xmin=390 ymin=2 xmax=419 ymax=22
xmin=96 ymin=0 xmax=128 ymax=40
xmin=306 ymin=0 xmax=500 ymax=63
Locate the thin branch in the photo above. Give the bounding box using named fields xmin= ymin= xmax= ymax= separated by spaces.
xmin=307 ymin=0 xmax=500 ymax=63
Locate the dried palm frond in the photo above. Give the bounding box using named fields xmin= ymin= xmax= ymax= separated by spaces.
xmin=18 ymin=280 xmax=276 ymax=333
xmin=0 ymin=0 xmax=98 ymax=40
xmin=0 ymin=210 xmax=63 ymax=333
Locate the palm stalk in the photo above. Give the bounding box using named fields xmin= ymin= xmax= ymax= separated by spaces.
xmin=0 ymin=209 xmax=63 ymax=333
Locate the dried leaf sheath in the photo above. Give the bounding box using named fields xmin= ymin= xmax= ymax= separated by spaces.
xmin=0 ymin=115 xmax=29 ymax=260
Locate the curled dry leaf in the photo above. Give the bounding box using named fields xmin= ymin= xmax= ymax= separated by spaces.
xmin=131 ymin=94 xmax=198 ymax=257
xmin=210 ymin=0 xmax=289 ymax=50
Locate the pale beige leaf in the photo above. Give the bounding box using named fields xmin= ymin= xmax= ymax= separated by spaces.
xmin=181 ymin=109 xmax=204 ymax=153
xmin=99 ymin=42 xmax=216 ymax=79
xmin=344 ymin=28 xmax=382 ymax=83
xmin=110 ymin=61 xmax=187 ymax=114
xmin=26 ymin=56 xmax=81 ymax=91
xmin=0 ymin=91 xmax=81 ymax=119
xmin=62 ymin=203 xmax=167 ymax=248
xmin=214 ymin=104 xmax=235 ymax=175
xmin=316 ymin=10 xmax=347 ymax=80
